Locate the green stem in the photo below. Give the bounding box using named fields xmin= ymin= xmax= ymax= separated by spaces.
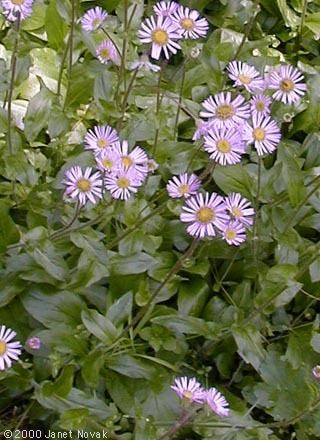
xmin=252 ymin=158 xmax=262 ymax=263
xmin=294 ymin=0 xmax=308 ymax=55
xmin=6 ymin=13 xmax=21 ymax=155
xmin=49 ymin=201 xmax=81 ymax=240
xmin=233 ymin=0 xmax=260 ymax=59
xmin=132 ymin=238 xmax=199 ymax=336
xmin=57 ymin=33 xmax=71 ymax=96
xmin=101 ymin=27 xmax=122 ymax=59
xmin=158 ymin=410 xmax=196 ymax=440
xmin=173 ymin=62 xmax=186 ymax=140
xmin=117 ymin=66 xmax=139 ymax=130
xmin=152 ymin=63 xmax=164 ymax=155
xmin=107 ymin=202 xmax=167 ymax=249
xmin=62 ymin=0 xmax=76 ymax=108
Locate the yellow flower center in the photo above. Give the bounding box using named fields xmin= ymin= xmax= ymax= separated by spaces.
xmin=231 ymin=206 xmax=242 ymax=218
xmin=216 ymin=104 xmax=235 ymax=119
xmin=0 ymin=341 xmax=7 ymax=356
xmin=152 ymin=29 xmax=169 ymax=45
xmin=183 ymin=390 xmax=193 ymax=400
xmin=122 ymin=156 xmax=133 ymax=168
xmin=77 ymin=178 xmax=91 ymax=192
xmin=179 ymin=184 xmax=190 ymax=196
xmin=253 ymin=127 xmax=265 ymax=141
xmin=225 ymin=229 xmax=237 ymax=240
xmin=117 ymin=176 xmax=130 ymax=189
xmin=238 ymin=74 xmax=252 ymax=85
xmin=255 ymin=101 xmax=265 ymax=111
xmin=280 ymin=78 xmax=294 ymax=92
xmin=97 ymin=138 xmax=108 ymax=149
xmin=102 ymin=159 xmax=113 ymax=169
xmin=100 ymin=48 xmax=110 ymax=59
xmin=11 ymin=0 xmax=25 ymax=4
xmin=216 ymin=139 xmax=231 ymax=153
xmin=92 ymin=18 xmax=101 ymax=28
xmin=180 ymin=18 xmax=194 ymax=31
xmin=196 ymin=206 xmax=214 ymax=224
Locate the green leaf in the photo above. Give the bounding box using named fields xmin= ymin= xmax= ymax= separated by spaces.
xmin=151 ymin=314 xmax=216 ymax=337
xmin=45 ymin=0 xmax=68 ymax=50
xmin=42 ymin=365 xmax=74 ymax=398
xmin=108 ymin=251 xmax=156 ymax=275
xmin=214 ymin=164 xmax=254 ymax=199
xmin=178 ymin=277 xmax=210 ymax=316
xmin=107 ymin=354 xmax=157 ymax=379
xmin=277 ymin=142 xmax=306 ymax=207
xmin=28 ymin=241 xmax=69 ymax=281
xmin=21 ymin=288 xmax=85 ymax=327
xmin=232 ymin=324 xmax=267 ymax=371
xmin=305 ymin=12 xmax=320 ymax=34
xmin=81 ymin=309 xmax=119 ymax=344
xmin=106 ymin=291 xmax=133 ymax=327
xmin=0 ymin=201 xmax=19 ymax=252
xmin=309 ymin=257 xmax=320 ymax=283
xmin=276 ymin=0 xmax=300 ymax=28
xmin=24 ymin=85 xmax=53 ymax=142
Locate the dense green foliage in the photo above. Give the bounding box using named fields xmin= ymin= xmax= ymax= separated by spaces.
xmin=1 ymin=0 xmax=320 ymax=439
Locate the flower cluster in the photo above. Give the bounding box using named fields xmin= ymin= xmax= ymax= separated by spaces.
xmin=80 ymin=6 xmax=120 ymax=67
xmin=63 ymin=125 xmax=154 ymax=204
xmin=0 ymin=0 xmax=34 ymax=21
xmin=196 ymin=61 xmax=307 ymax=159
xmin=171 ymin=376 xmax=229 ymax=417
xmin=166 ymin=60 xmax=306 ymax=242
xmin=138 ymin=2 xmax=209 ymax=60
xmin=167 ymin=172 xmax=254 ymax=245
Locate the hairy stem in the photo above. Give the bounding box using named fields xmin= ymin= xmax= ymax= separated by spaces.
xmin=158 ymin=410 xmax=195 ymax=440
xmin=49 ymin=201 xmax=81 ymax=240
xmin=6 ymin=13 xmax=21 ymax=155
xmin=234 ymin=0 xmax=260 ymax=59
xmin=173 ymin=62 xmax=186 ymax=140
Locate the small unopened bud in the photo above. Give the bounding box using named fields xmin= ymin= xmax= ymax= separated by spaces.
xmin=312 ymin=365 xmax=320 ymax=379
xmin=26 ymin=336 xmax=41 ymax=350
xmin=190 ymin=47 xmax=201 ymax=59
xmin=147 ymin=159 xmax=159 ymax=173
xmin=283 ymin=113 xmax=294 ymax=123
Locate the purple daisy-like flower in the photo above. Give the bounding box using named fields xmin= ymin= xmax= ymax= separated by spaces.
xmin=84 ymin=125 xmax=119 ymax=153
xmin=206 ymin=388 xmax=229 ymax=417
xmin=171 ymin=377 xmax=205 ymax=403
xmin=63 ymin=166 xmax=103 ymax=205
xmin=113 ymin=140 xmax=148 ymax=178
xmin=203 ymin=126 xmax=246 ymax=166
xmin=80 ymin=6 xmax=108 ymax=33
xmin=250 ymin=94 xmax=272 ymax=117
xmin=167 ymin=173 xmax=201 ymax=199
xmin=171 ymin=6 xmax=209 ymax=39
xmin=153 ymin=1 xmax=179 ymax=17
xmin=105 ymin=167 xmax=143 ymax=200
xmin=1 ymin=0 xmax=34 ymax=21
xmin=138 ymin=15 xmax=182 ymax=60
xmin=95 ymin=148 xmax=120 ymax=174
xmin=200 ymin=92 xmax=250 ymax=129
xmin=0 ymin=325 xmax=22 ymax=370
xmin=222 ymin=221 xmax=246 ymax=246
xmin=192 ymin=119 xmax=212 ymax=141
xmin=180 ymin=192 xmax=229 ymax=238
xmin=225 ymin=193 xmax=254 ymax=227
xmin=242 ymin=114 xmax=281 ymax=156
xmin=96 ymin=40 xmax=120 ymax=65
xmin=227 ymin=61 xmax=265 ymax=93
xmin=268 ymin=64 xmax=307 ymax=104
xmin=129 ymin=55 xmax=160 ymax=72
